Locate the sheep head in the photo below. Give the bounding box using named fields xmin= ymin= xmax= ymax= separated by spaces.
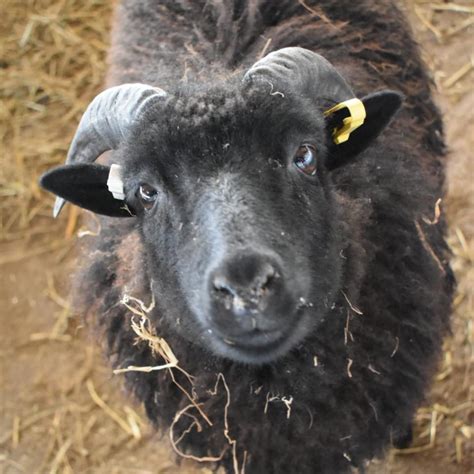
xmin=40 ymin=47 xmax=402 ymax=364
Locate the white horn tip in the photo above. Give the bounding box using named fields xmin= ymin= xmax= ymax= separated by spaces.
xmin=53 ymin=197 xmax=66 ymax=218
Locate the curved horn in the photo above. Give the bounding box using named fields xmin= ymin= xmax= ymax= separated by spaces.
xmin=54 ymin=83 xmax=167 ymax=217
xmin=243 ymin=47 xmax=354 ymax=103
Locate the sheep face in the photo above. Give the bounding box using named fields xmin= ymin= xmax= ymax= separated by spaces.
xmin=40 ymin=51 xmax=403 ymax=364
xmin=116 ymin=85 xmax=345 ymax=364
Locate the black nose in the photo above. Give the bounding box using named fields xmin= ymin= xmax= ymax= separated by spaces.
xmin=213 ymin=257 xmax=277 ymax=314
xmin=209 ymin=252 xmax=292 ymax=333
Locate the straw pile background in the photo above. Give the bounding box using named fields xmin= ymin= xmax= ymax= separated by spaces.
xmin=0 ymin=1 xmax=472 ymax=473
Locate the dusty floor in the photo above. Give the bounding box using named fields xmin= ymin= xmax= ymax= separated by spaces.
xmin=0 ymin=1 xmax=472 ymax=473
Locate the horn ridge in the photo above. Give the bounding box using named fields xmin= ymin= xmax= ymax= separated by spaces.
xmin=54 ymin=83 xmax=167 ymax=217
xmin=66 ymin=83 xmax=167 ymax=165
xmin=244 ymin=47 xmax=354 ymax=103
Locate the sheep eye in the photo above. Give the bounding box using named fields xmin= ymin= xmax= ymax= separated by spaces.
xmin=293 ymin=145 xmax=317 ymax=176
xmin=138 ymin=184 xmax=158 ymax=210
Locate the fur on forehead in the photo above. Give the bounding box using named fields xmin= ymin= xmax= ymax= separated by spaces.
xmin=126 ymin=80 xmax=327 ymax=160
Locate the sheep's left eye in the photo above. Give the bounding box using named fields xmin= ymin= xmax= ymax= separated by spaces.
xmin=138 ymin=184 xmax=158 ymax=210
xmin=293 ymin=145 xmax=317 ymax=176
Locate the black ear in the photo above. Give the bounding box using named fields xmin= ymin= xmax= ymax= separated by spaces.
xmin=39 ymin=164 xmax=135 ymax=217
xmin=325 ymin=90 xmax=403 ymax=168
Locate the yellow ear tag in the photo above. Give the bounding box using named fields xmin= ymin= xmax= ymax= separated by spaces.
xmin=323 ymin=98 xmax=366 ymax=145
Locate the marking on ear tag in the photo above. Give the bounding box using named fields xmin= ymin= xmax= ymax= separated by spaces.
xmin=324 ymin=98 xmax=366 ymax=145
xmin=107 ymin=164 xmax=125 ymax=200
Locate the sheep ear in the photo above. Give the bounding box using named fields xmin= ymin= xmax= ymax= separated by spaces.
xmin=39 ymin=164 xmax=135 ymax=218
xmin=325 ymin=90 xmax=403 ymax=168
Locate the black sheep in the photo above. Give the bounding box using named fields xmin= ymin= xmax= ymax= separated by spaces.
xmin=40 ymin=1 xmax=454 ymax=473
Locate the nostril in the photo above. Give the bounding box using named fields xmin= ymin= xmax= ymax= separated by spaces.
xmin=212 ymin=276 xmax=237 ymax=311
xmin=253 ymin=264 xmax=277 ymax=295
xmin=213 ymin=277 xmax=235 ymax=297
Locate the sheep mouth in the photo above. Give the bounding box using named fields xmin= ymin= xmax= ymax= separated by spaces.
xmin=208 ymin=314 xmax=307 ymax=364
xmin=221 ymin=327 xmax=285 ymax=349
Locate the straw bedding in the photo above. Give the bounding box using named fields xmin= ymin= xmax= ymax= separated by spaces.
xmin=0 ymin=1 xmax=472 ymax=473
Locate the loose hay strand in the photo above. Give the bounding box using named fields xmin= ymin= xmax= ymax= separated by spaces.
xmin=210 ymin=373 xmax=247 ymax=474
xmin=49 ymin=439 xmax=72 ymax=474
xmin=415 ymin=220 xmax=446 ymax=274
xmin=117 ymin=292 xmax=212 ymax=426
xmin=430 ymin=3 xmax=474 ymax=14
xmin=113 ymin=363 xmax=176 ymax=374
xmin=0 ymin=407 xmax=65 ymax=446
xmin=118 ymin=291 xmax=247 ymax=472
xmin=422 ymin=198 xmax=442 ymax=225
xmin=442 ymin=57 xmax=474 ymax=88
xmin=341 ymin=290 xmax=363 ymax=315
xmin=86 ymin=379 xmax=138 ymax=439
xmin=346 ymin=358 xmax=354 ymax=378
xmin=169 ymin=404 xmax=225 ymax=463
xmin=168 ymin=375 xmax=246 ymax=471
xmin=394 ymin=411 xmax=438 ymax=454
xmin=12 ymin=416 xmax=20 ymax=448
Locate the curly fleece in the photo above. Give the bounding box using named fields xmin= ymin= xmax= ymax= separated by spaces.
xmin=74 ymin=1 xmax=454 ymax=473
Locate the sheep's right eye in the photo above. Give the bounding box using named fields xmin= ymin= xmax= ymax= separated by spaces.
xmin=138 ymin=184 xmax=158 ymax=210
xmin=293 ymin=145 xmax=317 ymax=176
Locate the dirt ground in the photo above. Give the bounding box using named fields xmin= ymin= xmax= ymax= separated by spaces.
xmin=0 ymin=1 xmax=472 ymax=473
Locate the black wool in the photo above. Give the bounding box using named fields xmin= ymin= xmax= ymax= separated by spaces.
xmin=70 ymin=2 xmax=454 ymax=473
